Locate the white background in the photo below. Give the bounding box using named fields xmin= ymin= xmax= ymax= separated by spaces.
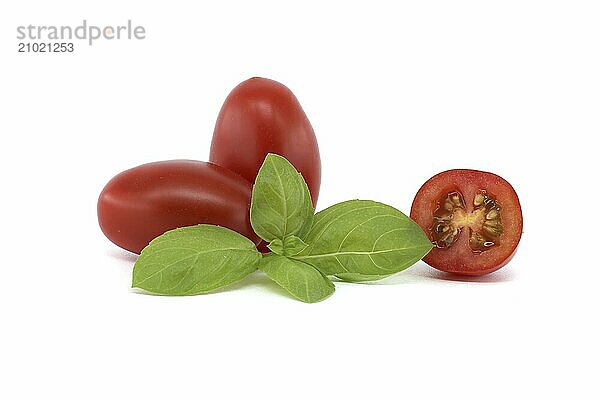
xmin=1 ymin=1 xmax=598 ymax=399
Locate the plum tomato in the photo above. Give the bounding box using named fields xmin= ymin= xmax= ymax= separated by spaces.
xmin=410 ymin=169 xmax=522 ymax=276
xmin=98 ymin=160 xmax=260 ymax=254
xmin=209 ymin=77 xmax=321 ymax=206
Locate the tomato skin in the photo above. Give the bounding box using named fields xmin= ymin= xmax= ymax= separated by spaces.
xmin=98 ymin=160 xmax=260 ymax=254
xmin=410 ymin=169 xmax=523 ymax=276
xmin=209 ymin=77 xmax=321 ymax=206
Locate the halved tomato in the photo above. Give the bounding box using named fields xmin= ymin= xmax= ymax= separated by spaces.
xmin=410 ymin=169 xmax=522 ymax=276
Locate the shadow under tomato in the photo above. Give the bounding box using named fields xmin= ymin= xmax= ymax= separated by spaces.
xmin=329 ymin=262 xmax=436 ymax=286
xmin=336 ymin=262 xmax=516 ymax=285
xmin=419 ymin=266 xmax=516 ymax=283
xmin=106 ymin=247 xmax=138 ymax=263
xmin=332 ymin=271 xmax=426 ymax=286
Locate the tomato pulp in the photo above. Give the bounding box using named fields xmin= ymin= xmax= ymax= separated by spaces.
xmin=98 ymin=160 xmax=260 ymax=254
xmin=209 ymin=77 xmax=321 ymax=206
xmin=410 ymin=169 xmax=522 ymax=275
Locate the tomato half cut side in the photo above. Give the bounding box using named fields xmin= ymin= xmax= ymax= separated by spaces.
xmin=410 ymin=169 xmax=523 ymax=276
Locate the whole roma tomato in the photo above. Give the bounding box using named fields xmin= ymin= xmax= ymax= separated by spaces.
xmin=209 ymin=77 xmax=321 ymax=206
xmin=98 ymin=160 xmax=260 ymax=254
xmin=410 ymin=169 xmax=523 ymax=276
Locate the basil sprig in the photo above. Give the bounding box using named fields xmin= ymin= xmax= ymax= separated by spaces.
xmin=132 ymin=153 xmax=432 ymax=302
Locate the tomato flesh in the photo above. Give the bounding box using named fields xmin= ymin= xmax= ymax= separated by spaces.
xmin=410 ymin=169 xmax=522 ymax=275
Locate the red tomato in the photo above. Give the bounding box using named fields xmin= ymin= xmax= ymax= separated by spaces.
xmin=209 ymin=77 xmax=321 ymax=206
xmin=98 ymin=160 xmax=260 ymax=254
xmin=410 ymin=169 xmax=522 ymax=276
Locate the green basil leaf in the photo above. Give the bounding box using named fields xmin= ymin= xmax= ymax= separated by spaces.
xmin=250 ymin=153 xmax=314 ymax=243
xmin=292 ymin=200 xmax=432 ymax=278
xmin=132 ymin=225 xmax=261 ymax=295
xmin=259 ymin=254 xmax=335 ymax=303
xmin=267 ymin=235 xmax=308 ymax=256
xmin=267 ymin=238 xmax=285 ymax=255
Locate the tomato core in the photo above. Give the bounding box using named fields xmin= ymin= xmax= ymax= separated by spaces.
xmin=431 ymin=190 xmax=503 ymax=253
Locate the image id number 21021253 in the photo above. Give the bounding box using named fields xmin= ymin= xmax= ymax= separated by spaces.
xmin=18 ymin=42 xmax=74 ymax=53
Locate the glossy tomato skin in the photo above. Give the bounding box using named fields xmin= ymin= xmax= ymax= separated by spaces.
xmin=410 ymin=169 xmax=523 ymax=276
xmin=209 ymin=77 xmax=321 ymax=206
xmin=98 ymin=160 xmax=260 ymax=254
